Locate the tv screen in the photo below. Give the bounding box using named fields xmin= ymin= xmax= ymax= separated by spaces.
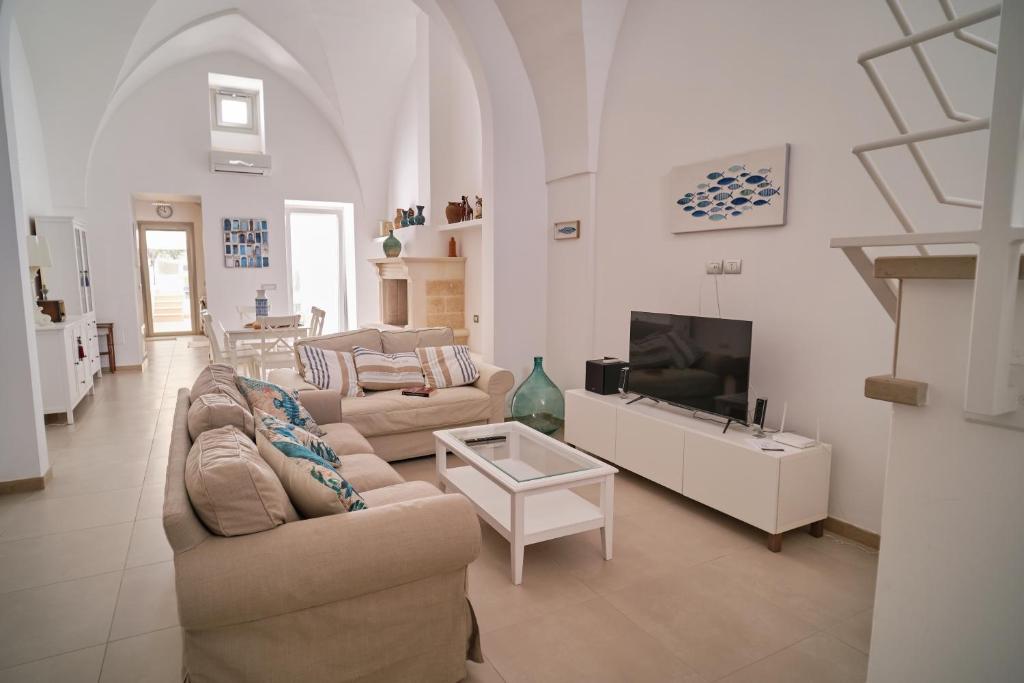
xmin=628 ymin=311 xmax=752 ymax=422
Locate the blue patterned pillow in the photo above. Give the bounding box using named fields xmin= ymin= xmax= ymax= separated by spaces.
xmin=236 ymin=376 xmax=324 ymax=436
xmin=254 ymin=409 xmax=339 ymax=468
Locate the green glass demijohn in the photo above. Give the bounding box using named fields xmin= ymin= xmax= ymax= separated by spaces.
xmin=382 ymin=229 xmax=402 ymax=258
xmin=510 ymin=356 xmax=564 ymax=435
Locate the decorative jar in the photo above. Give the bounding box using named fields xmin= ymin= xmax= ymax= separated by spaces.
xmin=510 ymin=356 xmax=564 ymax=435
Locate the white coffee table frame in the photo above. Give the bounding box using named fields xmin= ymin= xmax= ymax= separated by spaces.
xmin=435 ymin=422 xmax=618 ymax=585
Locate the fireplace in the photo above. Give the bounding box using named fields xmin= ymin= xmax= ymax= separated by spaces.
xmin=370 ymin=256 xmax=468 ymax=345
xmin=381 ymin=279 xmax=408 ymax=326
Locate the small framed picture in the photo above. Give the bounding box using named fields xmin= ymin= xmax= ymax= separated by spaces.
xmin=224 ymin=256 xmax=234 ymax=268
xmin=554 ymin=220 xmax=580 ymax=240
xmin=263 ymin=256 xmax=269 ymax=267
xmin=223 ymin=219 xmax=231 ymax=231
xmin=232 ymin=219 xmax=240 ymax=231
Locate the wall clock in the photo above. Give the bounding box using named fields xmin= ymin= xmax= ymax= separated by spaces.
xmin=156 ymin=204 xmax=173 ymax=219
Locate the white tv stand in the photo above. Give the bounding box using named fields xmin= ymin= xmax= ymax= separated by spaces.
xmin=564 ymin=389 xmax=831 ymax=551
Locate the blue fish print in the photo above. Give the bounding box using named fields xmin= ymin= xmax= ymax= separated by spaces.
xmin=745 ymin=175 xmax=766 ymax=184
xmin=753 ymin=199 xmax=769 ymax=206
xmin=713 ymin=192 xmax=731 ymax=201
xmin=706 ymin=172 xmax=723 ymax=180
xmin=557 ymin=226 xmax=577 ymax=235
xmin=677 ymin=164 xmax=781 ymax=222
xmin=728 ymin=164 xmax=745 ymax=172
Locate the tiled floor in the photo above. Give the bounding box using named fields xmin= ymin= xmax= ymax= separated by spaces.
xmin=0 ymin=337 xmax=878 ymax=682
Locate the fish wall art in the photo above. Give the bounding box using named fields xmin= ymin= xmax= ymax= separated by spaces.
xmin=663 ymin=144 xmax=789 ymax=234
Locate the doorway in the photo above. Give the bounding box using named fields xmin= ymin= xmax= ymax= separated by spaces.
xmin=286 ymin=209 xmax=346 ymax=334
xmin=139 ymin=223 xmax=200 ymax=336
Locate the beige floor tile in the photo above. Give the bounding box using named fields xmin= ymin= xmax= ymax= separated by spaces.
xmin=0 ymin=523 xmax=132 ymax=594
xmin=110 ymin=562 xmax=178 ymax=640
xmin=485 ymin=598 xmax=701 ymax=683
xmin=0 ymin=645 xmax=105 ymax=683
xmin=46 ymin=444 xmax=149 ymax=468
xmin=0 ymin=489 xmax=141 ymax=541
xmin=826 ymin=609 xmax=873 ymax=655
xmin=0 ymin=572 xmax=121 ymax=669
xmin=707 ymin=537 xmax=876 ymax=628
xmin=717 ymin=633 xmax=868 ymax=683
xmin=32 ymin=460 xmax=147 ymax=500
xmin=126 ymin=518 xmax=173 ymax=567
xmin=144 ymin=458 xmax=169 ymax=486
xmin=605 ymin=562 xmax=817 ymax=681
xmin=467 ymin=526 xmax=599 ymax=633
xmin=100 ymin=627 xmax=182 ymax=683
xmin=136 ymin=485 xmax=165 ymax=520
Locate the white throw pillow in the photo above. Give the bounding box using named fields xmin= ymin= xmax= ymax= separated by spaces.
xmin=351 ymin=346 xmax=425 ymax=391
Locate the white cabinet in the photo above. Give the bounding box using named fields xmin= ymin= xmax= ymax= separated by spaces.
xmin=565 ymin=389 xmax=831 ymax=551
xmin=35 ymin=216 xmax=94 ymax=316
xmin=35 ymin=316 xmax=95 ymax=423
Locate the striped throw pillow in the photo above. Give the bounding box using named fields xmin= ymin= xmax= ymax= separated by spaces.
xmin=352 ymin=346 xmax=425 ymax=391
xmin=416 ymin=345 xmax=479 ymax=389
xmin=297 ymin=346 xmax=363 ymax=396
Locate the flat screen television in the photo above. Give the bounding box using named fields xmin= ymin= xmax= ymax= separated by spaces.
xmin=627 ymin=311 xmax=752 ymax=422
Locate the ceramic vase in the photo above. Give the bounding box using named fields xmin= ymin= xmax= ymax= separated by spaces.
xmin=382 ymin=229 xmax=402 ymax=258
xmin=445 ymin=202 xmax=463 ymax=224
xmin=510 ymin=356 xmax=565 ymax=435
xmin=393 ymin=209 xmax=404 ymax=229
xmin=415 ymin=205 xmax=426 ymax=225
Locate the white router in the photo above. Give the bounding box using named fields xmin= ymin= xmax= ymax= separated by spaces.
xmin=772 ymin=405 xmax=820 ymax=449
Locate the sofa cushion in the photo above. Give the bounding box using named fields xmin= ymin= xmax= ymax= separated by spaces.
xmin=190 ymin=363 xmax=247 ymax=408
xmin=235 ymin=375 xmax=324 ymax=436
xmin=341 ymin=386 xmax=492 ymax=437
xmin=185 ymin=425 xmax=296 ymax=536
xmin=352 ymin=347 xmax=425 ymax=391
xmin=416 ymin=345 xmax=479 ymax=389
xmin=187 ymin=393 xmax=255 ymax=440
xmin=255 ymin=431 xmax=367 ymax=518
xmin=337 ymin=453 xmax=404 ymax=491
xmin=359 ymin=481 xmax=443 ymax=507
xmin=381 ymin=327 xmax=454 ymax=354
xmin=296 ymin=346 xmax=363 ymax=396
xmin=254 ymin=409 xmax=340 ymax=468
xmin=320 ymin=423 xmax=375 ymax=456
xmin=295 ymin=328 xmax=383 ymax=375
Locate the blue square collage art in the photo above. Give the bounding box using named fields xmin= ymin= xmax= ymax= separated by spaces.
xmin=223 ymin=218 xmax=269 ymax=268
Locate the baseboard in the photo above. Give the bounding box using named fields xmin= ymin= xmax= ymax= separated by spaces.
xmin=0 ymin=467 xmax=52 ymax=495
xmin=117 ymin=364 xmax=144 ymax=372
xmin=825 ymin=517 xmax=880 ymax=549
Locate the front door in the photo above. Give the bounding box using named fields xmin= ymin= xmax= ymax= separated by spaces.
xmin=139 ymin=223 xmax=199 ymax=336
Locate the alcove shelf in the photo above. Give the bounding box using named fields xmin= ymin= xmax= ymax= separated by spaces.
xmin=373 ymin=219 xmax=482 ymax=243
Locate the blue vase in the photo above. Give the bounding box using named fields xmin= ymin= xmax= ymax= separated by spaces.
xmin=510 ymin=356 xmax=564 ymax=435
xmin=414 ymin=205 xmax=426 ymax=225
xmin=382 ymin=230 xmax=402 ymax=258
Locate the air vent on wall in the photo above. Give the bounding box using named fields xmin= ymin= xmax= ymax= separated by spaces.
xmin=210 ymin=150 xmax=272 ymax=176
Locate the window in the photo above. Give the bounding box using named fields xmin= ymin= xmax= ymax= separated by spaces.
xmin=211 ymin=88 xmax=259 ymax=133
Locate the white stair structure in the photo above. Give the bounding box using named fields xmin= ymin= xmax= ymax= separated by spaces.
xmin=831 ymin=1 xmax=1023 ymax=429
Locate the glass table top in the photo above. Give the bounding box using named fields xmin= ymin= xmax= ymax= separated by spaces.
xmin=445 ymin=423 xmax=599 ymax=483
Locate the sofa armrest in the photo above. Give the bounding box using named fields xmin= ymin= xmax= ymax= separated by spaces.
xmin=297 ymin=389 xmax=343 ymax=425
xmin=174 ymin=493 xmax=481 ymax=630
xmin=267 ymin=368 xmax=317 ymax=392
xmin=472 ymin=357 xmax=514 ymax=397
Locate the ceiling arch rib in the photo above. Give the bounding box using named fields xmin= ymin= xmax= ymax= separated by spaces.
xmin=88 ymin=10 xmax=365 ymax=205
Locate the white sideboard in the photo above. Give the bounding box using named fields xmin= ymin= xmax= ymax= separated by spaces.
xmin=35 ymin=315 xmax=97 ymax=423
xmin=564 ymin=389 xmax=831 ymax=551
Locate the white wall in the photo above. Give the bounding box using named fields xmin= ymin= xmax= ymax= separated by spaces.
xmin=868 ymin=279 xmax=1024 ymax=681
xmin=87 ymin=53 xmax=366 ymax=364
xmin=542 ymin=0 xmax=999 ymax=534
xmin=0 ymin=15 xmax=49 ymax=482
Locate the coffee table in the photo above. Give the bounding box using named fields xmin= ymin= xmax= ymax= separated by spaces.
xmin=434 ymin=422 xmax=617 ymax=585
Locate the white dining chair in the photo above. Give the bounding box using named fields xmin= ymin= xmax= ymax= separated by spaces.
xmin=255 ymin=315 xmax=304 ymax=379
xmin=309 ymin=307 xmax=326 ymax=337
xmin=204 ymin=312 xmax=258 ymax=376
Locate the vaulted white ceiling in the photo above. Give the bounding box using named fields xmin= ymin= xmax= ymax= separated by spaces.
xmin=7 ymin=0 xmax=418 ymax=208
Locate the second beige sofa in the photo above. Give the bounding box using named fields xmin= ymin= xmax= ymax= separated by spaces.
xmin=270 ymin=326 xmax=514 ymax=461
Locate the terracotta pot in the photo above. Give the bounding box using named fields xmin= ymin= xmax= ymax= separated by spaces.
xmin=393 ymin=209 xmax=404 ymax=229
xmin=445 ymin=202 xmax=463 ymax=224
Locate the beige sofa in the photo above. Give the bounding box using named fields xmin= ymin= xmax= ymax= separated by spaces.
xmin=269 ymin=326 xmax=514 ymax=461
xmin=166 ymin=384 xmax=483 ymax=681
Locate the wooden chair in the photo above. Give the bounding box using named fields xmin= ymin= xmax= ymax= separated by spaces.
xmin=255 ymin=315 xmax=304 ymax=380
xmin=309 ymin=307 xmax=326 ymax=337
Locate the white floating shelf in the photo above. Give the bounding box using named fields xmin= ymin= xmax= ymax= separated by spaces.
xmin=437 ymin=218 xmax=483 ymax=232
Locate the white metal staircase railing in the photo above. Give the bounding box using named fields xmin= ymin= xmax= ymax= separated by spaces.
xmin=831 ymin=1 xmax=1024 ymax=425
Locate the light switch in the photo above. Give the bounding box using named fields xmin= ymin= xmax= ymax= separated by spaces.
xmin=706 ymin=261 xmax=723 ymax=275
xmin=724 ymin=258 xmax=742 ymax=274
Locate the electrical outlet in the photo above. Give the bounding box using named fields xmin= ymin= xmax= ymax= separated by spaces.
xmin=473 ymin=314 xmax=480 ymax=323
xmin=706 ymin=261 xmax=723 ymax=275
xmin=724 ymin=258 xmax=742 ymax=274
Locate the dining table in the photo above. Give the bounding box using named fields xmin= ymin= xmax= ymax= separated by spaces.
xmin=223 ymin=325 xmax=309 ymax=378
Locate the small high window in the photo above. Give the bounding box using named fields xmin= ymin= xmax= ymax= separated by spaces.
xmin=212 ymin=88 xmax=259 ymax=133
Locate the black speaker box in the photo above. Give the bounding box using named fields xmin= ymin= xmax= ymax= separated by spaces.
xmin=586 ymin=357 xmax=628 ymax=395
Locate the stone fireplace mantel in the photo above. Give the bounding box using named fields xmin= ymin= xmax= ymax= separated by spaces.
xmin=369 ymin=257 xmax=468 ymax=344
